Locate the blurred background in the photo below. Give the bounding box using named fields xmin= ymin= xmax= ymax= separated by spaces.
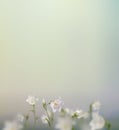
xmin=0 ymin=0 xmax=119 ymax=129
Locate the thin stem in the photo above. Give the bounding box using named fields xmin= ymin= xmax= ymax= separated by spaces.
xmin=32 ymin=105 xmax=37 ymax=129
xmin=44 ymin=108 xmax=53 ymax=130
xmin=72 ymin=127 xmax=75 ymax=130
xmin=46 ymin=110 xmax=52 ymax=127
xmin=105 ymin=120 xmax=111 ymax=130
xmin=23 ymin=115 xmax=29 ymax=130
xmin=24 ymin=120 xmax=28 ymax=130
xmin=42 ymin=101 xmax=54 ymax=130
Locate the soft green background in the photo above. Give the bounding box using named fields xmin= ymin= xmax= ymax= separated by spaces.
xmin=0 ymin=0 xmax=119 ymax=129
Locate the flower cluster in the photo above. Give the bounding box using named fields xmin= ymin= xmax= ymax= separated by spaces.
xmin=2 ymin=96 xmax=111 ymax=130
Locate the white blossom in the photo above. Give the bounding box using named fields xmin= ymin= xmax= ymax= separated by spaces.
xmin=16 ymin=114 xmax=24 ymax=122
xmin=55 ymin=117 xmax=73 ymax=130
xmin=42 ymin=98 xmax=46 ymax=105
xmin=26 ymin=95 xmax=39 ymax=105
xmin=2 ymin=121 xmax=23 ymax=130
xmin=42 ymin=98 xmax=47 ymax=109
xmin=89 ymin=113 xmax=105 ymax=130
xmin=50 ymin=97 xmax=63 ymax=112
xmin=41 ymin=115 xmax=48 ymax=124
xmin=64 ymin=108 xmax=70 ymax=114
xmin=72 ymin=110 xmax=89 ymax=119
xmin=92 ymin=101 xmax=101 ymax=111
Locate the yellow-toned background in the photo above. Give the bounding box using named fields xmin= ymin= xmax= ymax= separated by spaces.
xmin=0 ymin=0 xmax=119 ymax=128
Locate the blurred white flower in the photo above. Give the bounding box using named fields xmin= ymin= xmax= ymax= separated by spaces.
xmin=92 ymin=101 xmax=101 ymax=111
xmin=42 ymin=98 xmax=47 ymax=109
xmin=55 ymin=117 xmax=73 ymax=130
xmin=2 ymin=121 xmax=23 ymax=130
xmin=72 ymin=110 xmax=89 ymax=119
xmin=16 ymin=114 xmax=24 ymax=122
xmin=78 ymin=111 xmax=89 ymax=119
xmin=26 ymin=95 xmax=39 ymax=105
xmin=64 ymin=108 xmax=70 ymax=114
xmin=89 ymin=113 xmax=105 ymax=130
xmin=50 ymin=97 xmax=63 ymax=112
xmin=41 ymin=115 xmax=48 ymax=124
xmin=42 ymin=98 xmax=46 ymax=105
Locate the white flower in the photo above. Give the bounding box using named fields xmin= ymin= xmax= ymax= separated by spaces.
xmin=92 ymin=101 xmax=101 ymax=111
xmin=2 ymin=121 xmax=23 ymax=130
xmin=64 ymin=108 xmax=70 ymax=114
xmin=72 ymin=110 xmax=89 ymax=119
xmin=26 ymin=95 xmax=39 ymax=105
xmin=42 ymin=98 xmax=47 ymax=109
xmin=55 ymin=117 xmax=73 ymax=130
xmin=16 ymin=114 xmax=24 ymax=122
xmin=50 ymin=97 xmax=63 ymax=112
xmin=42 ymin=98 xmax=46 ymax=105
xmin=41 ymin=115 xmax=48 ymax=124
xmin=77 ymin=111 xmax=89 ymax=119
xmin=61 ymin=108 xmax=71 ymax=115
xmin=89 ymin=113 xmax=105 ymax=130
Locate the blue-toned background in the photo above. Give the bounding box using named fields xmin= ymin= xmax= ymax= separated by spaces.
xmin=0 ymin=0 xmax=119 ymax=129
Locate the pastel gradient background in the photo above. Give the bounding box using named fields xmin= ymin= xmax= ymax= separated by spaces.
xmin=0 ymin=0 xmax=119 ymax=129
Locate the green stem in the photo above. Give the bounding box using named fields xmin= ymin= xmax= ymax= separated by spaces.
xmin=24 ymin=120 xmax=28 ymax=130
xmin=105 ymin=121 xmax=111 ymax=130
xmin=45 ymin=108 xmax=53 ymax=129
xmin=42 ymin=102 xmax=53 ymax=130
xmin=72 ymin=127 xmax=75 ymax=130
xmin=32 ymin=105 xmax=37 ymax=129
xmin=23 ymin=115 xmax=29 ymax=130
